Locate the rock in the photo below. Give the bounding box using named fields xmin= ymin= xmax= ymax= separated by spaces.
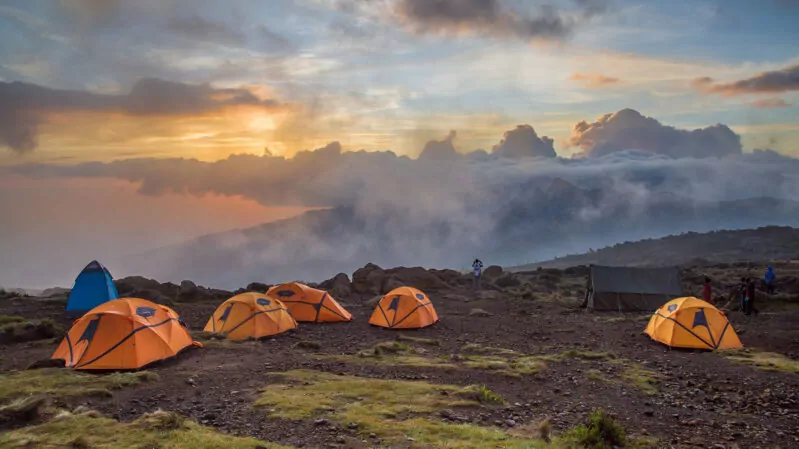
xmin=27 ymin=358 xmax=66 ymax=370
xmin=483 ymin=265 xmax=503 ymax=279
xmin=314 ymin=418 xmax=328 ymax=426
xmin=382 ymin=266 xmax=449 ymax=292
xmin=180 ymin=280 xmax=197 ymax=293
xmin=505 ymin=419 xmax=516 ymax=427
xmin=644 ymin=410 xmax=654 ymax=417
xmin=245 ymin=282 xmax=270 ymax=293
xmin=352 ymin=263 xmax=386 ymax=295
xmin=469 ymin=308 xmax=493 ymax=317
xmin=329 ymin=273 xmax=352 ymax=298
xmin=494 ymin=273 xmax=521 ymax=288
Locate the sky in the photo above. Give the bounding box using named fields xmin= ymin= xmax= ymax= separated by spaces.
xmin=1 ymin=0 xmax=798 ymax=288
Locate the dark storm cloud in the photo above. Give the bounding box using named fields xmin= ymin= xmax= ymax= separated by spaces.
xmin=392 ymin=0 xmax=604 ymax=41
xmin=570 ymin=109 xmax=742 ymax=158
xmin=693 ymin=64 xmax=799 ymax=95
xmin=0 ymin=79 xmax=282 ymax=153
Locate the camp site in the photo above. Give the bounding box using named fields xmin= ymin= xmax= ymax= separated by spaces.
xmin=0 ymin=246 xmax=797 ymax=449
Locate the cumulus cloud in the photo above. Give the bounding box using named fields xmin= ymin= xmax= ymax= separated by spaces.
xmin=0 ymin=78 xmax=283 ymax=153
xmin=693 ymin=64 xmax=799 ymax=96
xmin=418 ymin=130 xmax=459 ymax=161
xmin=750 ymin=97 xmax=792 ymax=109
xmin=492 ymin=125 xmax=556 ymax=159
xmin=10 ymin=137 xmax=799 ymax=287
xmin=569 ymin=72 xmax=620 ymax=88
xmin=391 ymin=0 xmax=603 ymax=41
xmin=570 ymin=108 xmax=742 ymax=158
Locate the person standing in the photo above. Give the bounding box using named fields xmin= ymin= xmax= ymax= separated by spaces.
xmin=764 ymin=265 xmax=776 ymax=295
xmin=702 ymin=276 xmax=712 ymax=304
xmin=739 ymin=277 xmax=748 ymax=313
xmin=472 ymin=258 xmax=484 ymax=290
xmin=745 ymin=277 xmax=760 ymax=316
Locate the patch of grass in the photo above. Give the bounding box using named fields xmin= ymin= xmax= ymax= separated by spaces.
xmin=561 ymin=409 xmax=627 ymax=449
xmin=255 ymin=370 xmax=541 ymax=448
xmin=396 ymin=334 xmax=440 ymax=346
xmin=0 ymin=369 xmax=157 ymax=401
xmin=0 ymin=397 xmax=46 ymax=426
xmin=461 ymin=355 xmax=510 ymax=371
xmin=358 ymin=340 xmax=412 ymax=357
xmin=0 ymin=413 xmax=286 ymax=449
xmin=722 ymin=348 xmax=799 ymax=373
xmin=619 ymin=364 xmax=660 ymax=396
xmin=458 ymin=385 xmax=506 ymax=405
xmin=292 ymin=340 xmax=322 ymax=351
xmin=585 ymin=369 xmax=613 ymax=384
xmin=460 ymin=344 xmax=519 ymax=356
xmin=0 ymin=315 xmax=26 ymax=325
xmin=501 ymin=356 xmax=547 ymax=377
xmin=0 ymin=318 xmax=63 ymax=344
xmin=537 ymin=418 xmax=552 ymax=442
xmin=540 ymin=349 xmax=615 ymax=362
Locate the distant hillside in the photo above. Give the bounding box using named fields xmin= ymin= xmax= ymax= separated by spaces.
xmin=509 ymin=226 xmax=799 ymax=270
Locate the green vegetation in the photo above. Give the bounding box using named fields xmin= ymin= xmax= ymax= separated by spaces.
xmin=539 ymin=349 xmax=615 ymax=362
xmin=320 ymin=340 xmax=457 ymax=369
xmin=561 ymin=409 xmax=627 ymax=449
xmin=0 ymin=369 xmax=158 ymax=401
xmin=722 ymin=348 xmax=799 ymax=373
xmin=460 ymin=343 xmax=519 ymax=356
xmin=0 ymin=318 xmax=62 ymax=344
xmin=619 ymin=364 xmax=661 ymax=396
xmin=396 ymin=334 xmax=441 ymax=346
xmin=0 ymin=315 xmax=26 ymax=325
xmin=0 ymin=410 xmax=287 ymax=449
xmin=256 ymin=370 xmax=541 ymax=448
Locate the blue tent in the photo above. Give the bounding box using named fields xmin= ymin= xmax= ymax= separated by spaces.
xmin=66 ymin=260 xmax=119 ymax=312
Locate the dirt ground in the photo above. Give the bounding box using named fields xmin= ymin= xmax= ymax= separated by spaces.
xmin=1 ymin=268 xmax=798 ymax=448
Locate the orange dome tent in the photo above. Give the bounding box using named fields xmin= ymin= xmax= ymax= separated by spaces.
xmin=368 ymin=286 xmax=438 ymax=329
xmin=266 ymin=282 xmax=352 ymax=323
xmin=52 ymin=298 xmax=200 ymax=370
xmin=645 ymin=297 xmax=742 ymax=350
xmin=204 ymin=292 xmax=297 ymax=340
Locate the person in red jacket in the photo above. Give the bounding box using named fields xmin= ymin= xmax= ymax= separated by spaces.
xmin=702 ymin=276 xmax=712 ymax=304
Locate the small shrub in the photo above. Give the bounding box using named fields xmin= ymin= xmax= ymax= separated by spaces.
xmin=459 ymin=385 xmax=506 ymax=405
xmin=0 ymin=318 xmax=63 ymax=344
xmin=134 ymin=409 xmax=186 ymax=431
xmin=69 ymin=435 xmax=92 ymax=448
xmin=0 ymin=396 xmax=46 ymax=425
xmin=566 ymin=409 xmax=627 ymax=448
xmin=537 ymin=418 xmax=552 ymax=442
xmin=293 ymin=341 xmax=322 ymax=351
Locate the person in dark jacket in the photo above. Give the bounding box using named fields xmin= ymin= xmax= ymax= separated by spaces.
xmin=764 ymin=265 xmax=776 ymax=295
xmin=702 ymin=277 xmax=712 ymax=304
xmin=472 ymin=258 xmax=484 ymax=290
xmin=739 ymin=277 xmax=748 ymax=313
xmin=745 ymin=277 xmax=759 ymax=316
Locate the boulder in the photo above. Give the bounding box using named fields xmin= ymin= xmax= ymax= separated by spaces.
xmin=245 ymin=282 xmax=270 ymax=293
xmin=180 ymin=280 xmax=197 ymax=293
xmin=382 ymin=267 xmax=448 ymax=292
xmin=329 ymin=273 xmax=352 ymax=298
xmin=483 ymin=265 xmax=503 ymax=279
xmin=494 ymin=273 xmax=521 ymax=288
xmin=352 ymin=264 xmax=387 ymax=295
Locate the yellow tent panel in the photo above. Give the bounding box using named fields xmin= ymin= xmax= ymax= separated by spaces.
xmin=645 ymin=297 xmax=742 ymax=350
xmin=204 ymin=292 xmax=297 ymax=340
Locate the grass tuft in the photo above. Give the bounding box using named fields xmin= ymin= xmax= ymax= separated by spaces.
xmin=0 ymin=315 xmax=26 ymax=325
xmin=722 ymin=348 xmax=799 ymax=373
xmin=133 ymin=409 xmax=186 ymax=431
xmin=396 ymin=334 xmax=440 ymax=346
xmin=537 ymin=418 xmax=552 ymax=442
xmin=0 ymin=318 xmax=63 ymax=344
xmin=0 ymin=397 xmax=46 ymax=426
xmin=0 ymin=369 xmax=157 ymax=401
xmin=562 ymin=409 xmax=627 ymax=448
xmin=458 ymin=385 xmax=506 ymax=405
xmin=292 ymin=340 xmax=322 ymax=351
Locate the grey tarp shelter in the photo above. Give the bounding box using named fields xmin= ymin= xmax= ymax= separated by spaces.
xmin=582 ymin=265 xmax=683 ymax=312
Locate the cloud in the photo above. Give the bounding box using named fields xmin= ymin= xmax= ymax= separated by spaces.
xmin=10 ymin=135 xmax=799 ymax=287
xmin=418 ymin=130 xmax=459 ymax=161
xmin=492 ymin=125 xmax=556 ymax=159
xmin=693 ymin=64 xmax=799 ymax=96
xmin=0 ymin=78 xmax=283 ymax=153
xmin=570 ymin=108 xmax=742 ymax=158
xmin=750 ymin=97 xmax=793 ymax=109
xmin=167 ymin=15 xmax=246 ymax=46
xmin=569 ymin=72 xmax=620 ymax=88
xmin=391 ymin=0 xmax=602 ymax=41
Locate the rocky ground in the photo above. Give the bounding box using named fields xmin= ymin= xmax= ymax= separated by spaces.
xmin=0 ymin=262 xmax=797 ymax=448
